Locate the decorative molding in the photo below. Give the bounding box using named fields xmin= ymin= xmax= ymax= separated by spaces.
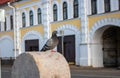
xmin=90 ymin=18 xmax=120 ymax=41
xmin=61 ymin=0 xmax=69 ymax=3
xmin=56 ymin=24 xmax=80 ymax=33
xmin=0 ymin=36 xmax=13 ymax=42
xmin=22 ymin=30 xmax=42 ymax=40
xmin=24 ymin=8 xmax=29 ymax=11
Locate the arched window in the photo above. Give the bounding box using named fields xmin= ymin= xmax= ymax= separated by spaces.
xmin=104 ymin=0 xmax=110 ymax=12
xmin=38 ymin=8 xmax=42 ymax=24
xmin=0 ymin=23 xmax=1 ymax=31
xmin=118 ymin=0 xmax=120 ymax=10
xmin=91 ymin=0 xmax=97 ymax=15
xmin=22 ymin=12 xmax=26 ymax=27
xmin=53 ymin=4 xmax=57 ymax=21
xmin=10 ymin=15 xmax=13 ymax=29
xmin=29 ymin=10 xmax=34 ymax=26
xmin=4 ymin=18 xmax=6 ymax=31
xmin=63 ymin=2 xmax=68 ymax=20
xmin=73 ymin=0 xmax=79 ymax=18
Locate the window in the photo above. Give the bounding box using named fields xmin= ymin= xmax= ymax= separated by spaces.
xmin=29 ymin=10 xmax=34 ymax=26
xmin=22 ymin=12 xmax=26 ymax=27
xmin=25 ymin=39 xmax=39 ymax=51
xmin=118 ymin=0 xmax=120 ymax=10
xmin=4 ymin=18 xmax=7 ymax=31
xmin=63 ymin=2 xmax=68 ymax=20
xmin=53 ymin=4 xmax=58 ymax=21
xmin=104 ymin=0 xmax=110 ymax=12
xmin=91 ymin=0 xmax=97 ymax=14
xmin=37 ymin=8 xmax=42 ymax=24
xmin=0 ymin=23 xmax=1 ymax=31
xmin=10 ymin=15 xmax=13 ymax=30
xmin=73 ymin=0 xmax=79 ymax=18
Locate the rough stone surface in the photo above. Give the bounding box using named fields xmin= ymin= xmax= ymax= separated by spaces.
xmin=11 ymin=51 xmax=71 ymax=78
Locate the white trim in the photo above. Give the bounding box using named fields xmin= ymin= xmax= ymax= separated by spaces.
xmin=0 ymin=9 xmax=5 ymax=22
xmin=22 ymin=31 xmax=43 ymax=52
xmin=0 ymin=36 xmax=13 ymax=41
xmin=90 ymin=18 xmax=120 ymax=41
xmin=56 ymin=24 xmax=80 ymax=33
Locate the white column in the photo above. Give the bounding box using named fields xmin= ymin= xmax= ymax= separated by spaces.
xmin=16 ymin=11 xmax=21 ymax=55
xmin=80 ymin=0 xmax=91 ymax=66
xmin=26 ymin=10 xmax=30 ymax=27
xmin=58 ymin=1 xmax=62 ymax=21
xmin=8 ymin=2 xmax=17 ymax=59
xmin=34 ymin=8 xmax=38 ymax=25
xmin=6 ymin=15 xmax=9 ymax=31
xmin=42 ymin=0 xmax=51 ymax=42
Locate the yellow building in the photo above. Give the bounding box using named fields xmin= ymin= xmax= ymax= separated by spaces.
xmin=0 ymin=0 xmax=120 ymax=67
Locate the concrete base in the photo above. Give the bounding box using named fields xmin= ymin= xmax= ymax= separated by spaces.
xmin=79 ymin=43 xmax=89 ymax=66
xmin=11 ymin=51 xmax=71 ymax=78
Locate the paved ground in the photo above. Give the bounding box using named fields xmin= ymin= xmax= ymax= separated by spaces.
xmin=1 ymin=65 xmax=120 ymax=78
xmin=71 ymin=65 xmax=120 ymax=78
xmin=1 ymin=65 xmax=11 ymax=78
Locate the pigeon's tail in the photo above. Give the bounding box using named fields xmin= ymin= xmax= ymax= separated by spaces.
xmin=40 ymin=44 xmax=50 ymax=51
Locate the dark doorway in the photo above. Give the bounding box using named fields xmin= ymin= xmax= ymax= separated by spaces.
xmin=57 ymin=35 xmax=75 ymax=63
xmin=25 ymin=39 xmax=39 ymax=51
xmin=102 ymin=26 xmax=120 ymax=67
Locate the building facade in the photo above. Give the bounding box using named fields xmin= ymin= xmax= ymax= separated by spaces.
xmin=0 ymin=0 xmax=120 ymax=67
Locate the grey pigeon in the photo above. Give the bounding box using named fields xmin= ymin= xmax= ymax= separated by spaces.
xmin=40 ymin=31 xmax=59 ymax=51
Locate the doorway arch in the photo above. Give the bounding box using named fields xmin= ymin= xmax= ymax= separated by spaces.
xmin=102 ymin=26 xmax=120 ymax=67
xmin=90 ymin=18 xmax=120 ymax=67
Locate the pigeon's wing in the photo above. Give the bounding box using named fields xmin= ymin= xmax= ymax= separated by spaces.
xmin=40 ymin=38 xmax=53 ymax=51
xmin=45 ymin=38 xmax=53 ymax=47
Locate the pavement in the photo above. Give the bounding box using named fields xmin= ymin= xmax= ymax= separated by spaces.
xmin=1 ymin=65 xmax=120 ymax=78
xmin=70 ymin=65 xmax=120 ymax=78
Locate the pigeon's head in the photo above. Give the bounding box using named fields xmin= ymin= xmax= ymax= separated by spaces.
xmin=52 ymin=31 xmax=58 ymax=36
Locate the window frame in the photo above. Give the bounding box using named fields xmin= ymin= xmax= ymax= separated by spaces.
xmin=53 ymin=4 xmax=58 ymax=21
xmin=10 ymin=15 xmax=13 ymax=30
xmin=0 ymin=23 xmax=1 ymax=31
xmin=104 ymin=0 xmax=111 ymax=13
xmin=29 ymin=10 xmax=34 ymax=26
xmin=22 ymin=12 xmax=26 ymax=27
xmin=73 ymin=0 xmax=79 ymax=18
xmin=91 ymin=0 xmax=97 ymax=15
xmin=37 ymin=8 xmax=42 ymax=24
xmin=118 ymin=0 xmax=120 ymax=10
xmin=63 ymin=2 xmax=68 ymax=20
xmin=4 ymin=18 xmax=6 ymax=31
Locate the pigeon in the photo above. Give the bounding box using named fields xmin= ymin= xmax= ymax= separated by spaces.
xmin=40 ymin=31 xmax=59 ymax=52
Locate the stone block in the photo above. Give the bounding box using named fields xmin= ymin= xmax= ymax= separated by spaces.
xmin=11 ymin=51 xmax=71 ymax=78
